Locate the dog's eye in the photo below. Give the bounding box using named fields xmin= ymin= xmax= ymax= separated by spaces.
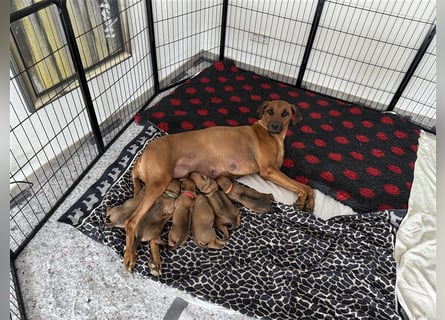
xmin=267 ymin=109 xmax=274 ymax=115
xmin=282 ymin=111 xmax=289 ymax=117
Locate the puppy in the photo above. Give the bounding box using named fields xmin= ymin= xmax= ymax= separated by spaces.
xmin=139 ymin=180 xmax=180 ymax=276
xmin=105 ymin=187 xmax=145 ymax=228
xmin=138 ymin=180 xmax=180 ymax=242
xmin=190 ymin=172 xmax=240 ymax=239
xmin=106 ymin=181 xmax=181 ymax=276
xmin=191 ymin=194 xmax=225 ymax=249
xmin=168 ymin=178 xmax=196 ymax=249
xmin=216 ymin=176 xmax=274 ymax=214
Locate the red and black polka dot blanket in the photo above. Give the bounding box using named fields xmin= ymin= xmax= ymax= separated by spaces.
xmin=137 ymin=60 xmax=421 ymax=213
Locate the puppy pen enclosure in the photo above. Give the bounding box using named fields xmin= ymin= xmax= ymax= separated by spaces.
xmin=10 ymin=0 xmax=435 ymax=318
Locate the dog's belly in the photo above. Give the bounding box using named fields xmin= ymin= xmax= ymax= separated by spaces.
xmin=173 ymin=153 xmax=258 ymax=179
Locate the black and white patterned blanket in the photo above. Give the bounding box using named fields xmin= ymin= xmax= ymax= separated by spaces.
xmin=59 ymin=123 xmax=402 ymax=319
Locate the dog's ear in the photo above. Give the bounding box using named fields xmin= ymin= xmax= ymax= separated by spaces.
xmin=291 ymin=104 xmax=303 ymax=125
xmin=257 ymin=101 xmax=269 ymax=118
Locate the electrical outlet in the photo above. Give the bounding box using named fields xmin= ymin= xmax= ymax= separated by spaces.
xmin=250 ymin=33 xmax=269 ymax=45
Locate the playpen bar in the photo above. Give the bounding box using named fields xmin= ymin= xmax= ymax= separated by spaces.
xmin=10 ymin=254 xmax=27 ymax=320
xmin=10 ymin=0 xmax=56 ymax=22
xmin=387 ymin=24 xmax=436 ymax=112
xmin=219 ymin=0 xmax=229 ymax=60
xmin=58 ymin=0 xmax=105 ymax=153
xmin=296 ymin=0 xmax=325 ymax=88
xmin=145 ymin=0 xmax=160 ymax=94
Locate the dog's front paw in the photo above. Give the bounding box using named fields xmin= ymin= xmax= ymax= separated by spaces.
xmin=105 ymin=208 xmax=114 ymax=226
xmin=105 ymin=215 xmax=114 ymax=226
xmin=292 ymin=197 xmax=314 ymax=213
xmin=150 ymin=263 xmax=162 ymax=277
xmin=292 ymin=195 xmax=305 ymax=211
xmin=123 ymin=249 xmax=137 ymax=272
xmin=304 ymin=187 xmax=315 ymax=214
xmin=304 ymin=197 xmax=314 ymax=213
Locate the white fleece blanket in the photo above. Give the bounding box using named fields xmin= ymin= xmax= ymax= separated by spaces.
xmin=394 ymin=130 xmax=436 ymax=319
xmin=236 ymin=175 xmax=357 ymax=220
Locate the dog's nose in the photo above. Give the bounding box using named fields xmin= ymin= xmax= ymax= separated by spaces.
xmin=268 ymin=122 xmax=281 ymax=134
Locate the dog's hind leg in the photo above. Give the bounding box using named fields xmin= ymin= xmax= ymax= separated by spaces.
xmin=123 ymin=179 xmax=169 ymax=271
xmin=218 ymin=191 xmax=241 ymax=229
xmin=149 ymin=239 xmax=162 ymax=276
xmin=132 ymin=158 xmax=143 ymax=197
xmin=207 ymin=238 xmax=225 ymax=249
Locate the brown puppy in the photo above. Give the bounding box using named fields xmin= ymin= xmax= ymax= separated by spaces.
xmin=138 ymin=180 xmax=180 ymax=276
xmin=191 ymin=194 xmax=225 ymax=249
xmin=190 ymin=172 xmax=240 ymax=240
xmin=216 ymin=176 xmax=274 ymax=214
xmin=106 ymin=181 xmax=180 ymax=276
xmin=168 ymin=178 xmax=196 ymax=249
xmin=124 ymin=100 xmax=314 ymax=271
xmin=105 ymin=188 xmax=144 ymax=228
xmin=138 ymin=180 xmax=180 ymax=242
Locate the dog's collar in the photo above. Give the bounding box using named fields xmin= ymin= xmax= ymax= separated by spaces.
xmin=163 ymin=190 xmax=178 ymax=199
xmin=224 ymin=182 xmax=234 ymax=194
xmin=182 ymin=191 xmax=196 ymax=199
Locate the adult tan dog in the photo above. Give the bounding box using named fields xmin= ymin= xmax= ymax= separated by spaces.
xmin=125 ymin=100 xmax=314 ymax=271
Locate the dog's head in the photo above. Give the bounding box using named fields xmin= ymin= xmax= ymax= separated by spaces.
xmin=165 ymin=180 xmax=181 ymax=197
xmin=215 ymin=176 xmax=232 ymax=193
xmin=180 ymin=178 xmax=196 ymax=195
xmin=189 ymin=172 xmax=218 ymax=194
xmin=257 ymin=100 xmax=302 ymax=134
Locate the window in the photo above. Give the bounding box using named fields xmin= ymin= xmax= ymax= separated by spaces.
xmin=10 ymin=0 xmax=131 ymax=111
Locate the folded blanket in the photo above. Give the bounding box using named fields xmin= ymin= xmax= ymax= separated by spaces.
xmin=395 ymin=131 xmax=436 ymax=319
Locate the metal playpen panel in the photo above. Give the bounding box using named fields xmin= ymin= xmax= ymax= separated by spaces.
xmin=9 ymin=0 xmax=435 ymax=318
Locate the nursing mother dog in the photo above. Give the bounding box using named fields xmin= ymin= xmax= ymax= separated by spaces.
xmin=125 ymin=99 xmax=315 ymax=271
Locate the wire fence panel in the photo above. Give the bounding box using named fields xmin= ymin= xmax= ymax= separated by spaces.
xmin=10 ymin=3 xmax=100 ymax=255
xmin=224 ymin=0 xmax=317 ymax=83
xmin=10 ymin=262 xmax=26 ymax=320
xmin=152 ymin=0 xmax=223 ymax=89
xmin=10 ymin=0 xmax=157 ymax=256
xmin=302 ymin=0 xmax=436 ymax=115
xmin=10 ymin=2 xmax=156 ymax=318
xmin=9 ymin=1 xmax=436 ymax=319
xmin=71 ymin=0 xmax=156 ymax=146
xmin=394 ymin=35 xmax=436 ymax=131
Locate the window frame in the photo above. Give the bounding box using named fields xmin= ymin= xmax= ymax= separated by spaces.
xmin=10 ymin=0 xmax=132 ymax=112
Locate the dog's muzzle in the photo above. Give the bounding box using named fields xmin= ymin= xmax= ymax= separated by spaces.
xmin=268 ymin=121 xmax=282 ymax=134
